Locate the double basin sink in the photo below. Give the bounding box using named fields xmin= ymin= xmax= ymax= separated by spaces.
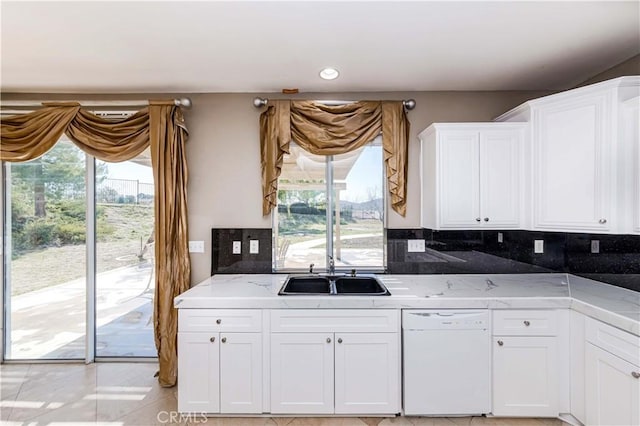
xmin=278 ymin=274 xmax=390 ymax=296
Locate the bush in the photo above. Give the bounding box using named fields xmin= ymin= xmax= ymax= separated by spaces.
xmin=23 ymin=219 xmax=56 ymax=247
xmin=54 ymin=222 xmax=86 ymax=245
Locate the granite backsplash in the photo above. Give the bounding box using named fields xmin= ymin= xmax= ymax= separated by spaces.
xmin=210 ymin=227 xmax=639 ymax=292
xmin=387 ymin=229 xmax=640 ymax=292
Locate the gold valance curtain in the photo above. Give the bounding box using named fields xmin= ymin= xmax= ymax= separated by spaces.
xmin=0 ymin=102 xmax=190 ymax=388
xmin=260 ymin=100 xmax=410 ymax=216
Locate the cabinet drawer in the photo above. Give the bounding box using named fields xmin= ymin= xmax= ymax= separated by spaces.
xmin=179 ymin=309 xmax=262 ymax=332
xmin=586 ymin=317 xmax=640 ymax=366
xmin=493 ymin=310 xmax=558 ymax=336
xmin=270 ymin=309 xmax=398 ymax=333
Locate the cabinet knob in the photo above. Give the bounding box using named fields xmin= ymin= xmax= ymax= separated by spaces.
xmin=326 ymin=337 xmax=331 ymax=343
xmin=497 ymin=340 xmax=504 ymax=346
xmin=599 ymin=219 xmax=607 ymax=224
xmin=337 ymin=338 xmax=343 ymax=344
xmin=476 ymin=218 xmax=481 ymax=222
xmin=210 ymin=337 xmax=215 ymax=343
xmin=484 ymin=217 xmax=489 ymax=222
xmin=216 ymin=319 xmax=222 ymax=324
xmin=524 ymin=320 xmax=530 ymax=326
xmin=221 ymin=337 xmax=227 ymax=343
xmin=632 ymin=372 xmax=640 ymax=379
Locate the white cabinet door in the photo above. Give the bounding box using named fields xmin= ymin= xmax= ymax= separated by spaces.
xmin=533 ymin=93 xmax=612 ymax=231
xmin=585 ymin=343 xmax=640 ymax=426
xmin=220 ymin=333 xmax=262 ymax=414
xmin=177 ymin=332 xmax=220 ymax=413
xmin=270 ymin=333 xmax=334 ymax=414
xmin=480 ymin=130 xmax=521 ymax=228
xmin=334 ymin=333 xmax=399 ymax=414
xmin=493 ymin=336 xmax=558 ymax=417
xmin=439 ymin=131 xmax=481 ymax=228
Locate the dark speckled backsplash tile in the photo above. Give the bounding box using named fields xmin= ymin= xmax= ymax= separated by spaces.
xmin=387 ymin=229 xmax=640 ymax=291
xmin=212 ymin=228 xmax=272 ymax=274
xmin=210 ymin=227 xmax=639 ymax=292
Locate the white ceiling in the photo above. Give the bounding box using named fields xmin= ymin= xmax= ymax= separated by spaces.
xmin=1 ymin=1 xmax=638 ymax=93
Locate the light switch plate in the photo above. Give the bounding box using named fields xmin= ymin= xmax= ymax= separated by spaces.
xmin=407 ymin=239 xmax=426 ymax=252
xmin=250 ymin=240 xmax=259 ymax=254
xmin=591 ymin=240 xmax=600 ymax=254
xmin=188 ymin=240 xmax=205 ymax=253
xmin=232 ymin=241 xmax=241 ymax=254
xmin=534 ymin=240 xmax=544 ymax=254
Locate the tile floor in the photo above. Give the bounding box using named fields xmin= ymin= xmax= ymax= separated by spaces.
xmin=1 ymin=362 xmax=566 ymax=426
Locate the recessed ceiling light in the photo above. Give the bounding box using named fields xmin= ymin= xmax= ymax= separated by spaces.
xmin=319 ymin=67 xmax=339 ymax=80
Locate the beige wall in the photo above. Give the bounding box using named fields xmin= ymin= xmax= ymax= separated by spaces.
xmin=577 ymin=54 xmax=640 ymax=87
xmin=182 ymin=90 xmax=555 ymax=282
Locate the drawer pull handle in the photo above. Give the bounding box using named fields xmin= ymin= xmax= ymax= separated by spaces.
xmin=632 ymin=372 xmax=640 ymax=379
xmin=326 ymin=337 xmax=331 ymax=343
xmin=497 ymin=340 xmax=504 ymax=346
xmin=210 ymin=337 xmax=215 ymax=343
xmin=216 ymin=319 xmax=222 ymax=324
xmin=475 ymin=218 xmax=481 ymax=222
xmin=524 ymin=321 xmax=530 ymax=326
xmin=337 ymin=338 xmax=343 ymax=344
xmin=599 ymin=219 xmax=607 ymax=224
xmin=484 ymin=217 xmax=489 ymax=222
xmin=221 ymin=337 xmax=227 ymax=343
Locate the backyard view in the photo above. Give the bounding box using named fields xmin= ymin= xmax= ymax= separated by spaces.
xmin=5 ymin=139 xmax=156 ymax=359
xmin=275 ymin=141 xmax=384 ymax=270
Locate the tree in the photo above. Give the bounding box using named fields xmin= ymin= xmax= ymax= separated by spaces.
xmin=11 ymin=141 xmax=107 ymax=217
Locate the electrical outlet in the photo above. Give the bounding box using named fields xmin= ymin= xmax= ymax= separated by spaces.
xmin=497 ymin=232 xmax=503 ymax=243
xmin=232 ymin=241 xmax=241 ymax=254
xmin=407 ymin=239 xmax=426 ymax=252
xmin=534 ymin=240 xmax=544 ymax=254
xmin=250 ymin=240 xmax=259 ymax=254
xmin=591 ymin=240 xmax=600 ymax=254
xmin=188 ymin=240 xmax=204 ymax=253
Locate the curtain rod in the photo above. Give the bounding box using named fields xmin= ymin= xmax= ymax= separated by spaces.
xmin=0 ymin=97 xmax=193 ymax=109
xmin=252 ymin=97 xmax=416 ymax=110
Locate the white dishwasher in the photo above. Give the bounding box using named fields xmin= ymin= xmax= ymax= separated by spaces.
xmin=403 ymin=309 xmax=491 ymax=416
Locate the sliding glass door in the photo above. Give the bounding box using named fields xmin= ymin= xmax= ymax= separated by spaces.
xmin=95 ymin=151 xmax=156 ymax=357
xmin=4 ymin=140 xmax=87 ymax=359
xmin=2 ymin=138 xmax=156 ymax=360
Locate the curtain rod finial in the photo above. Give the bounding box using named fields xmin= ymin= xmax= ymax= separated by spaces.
xmin=403 ymin=99 xmax=416 ymax=110
xmin=253 ymin=97 xmax=268 ymax=108
xmin=175 ymin=98 xmax=192 ymax=109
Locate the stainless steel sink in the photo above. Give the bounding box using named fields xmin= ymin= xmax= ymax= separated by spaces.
xmin=278 ymin=274 xmax=390 ymax=296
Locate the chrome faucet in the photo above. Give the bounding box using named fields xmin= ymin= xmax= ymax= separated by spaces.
xmin=328 ymin=255 xmax=335 ymax=274
xmin=309 ymin=263 xmax=315 ymax=274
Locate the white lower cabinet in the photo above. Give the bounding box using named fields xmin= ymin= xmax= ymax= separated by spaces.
xmin=492 ymin=310 xmax=563 ymax=418
xmin=219 ymin=332 xmax=263 ymax=413
xmin=492 ymin=336 xmax=559 ymax=417
xmin=334 ymin=333 xmax=399 ymax=414
xmin=177 ymin=309 xmax=263 ymax=414
xmin=178 ymin=332 xmax=220 ymax=413
xmin=584 ymin=317 xmax=640 ymax=426
xmin=270 ymin=309 xmax=400 ymax=415
xmin=178 ymin=332 xmax=262 ymax=414
xmin=585 ymin=343 xmax=640 ymax=426
xmin=270 ymin=333 xmax=334 ymax=414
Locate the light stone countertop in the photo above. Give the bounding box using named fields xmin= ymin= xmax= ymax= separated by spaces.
xmin=174 ymin=273 xmax=640 ymax=335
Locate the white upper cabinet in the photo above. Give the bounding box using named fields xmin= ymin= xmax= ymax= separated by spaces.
xmin=496 ymin=76 xmax=640 ymax=234
xmin=419 ymin=123 xmax=524 ymax=229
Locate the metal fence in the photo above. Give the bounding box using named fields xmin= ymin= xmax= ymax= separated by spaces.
xmin=97 ymin=178 xmax=154 ymax=204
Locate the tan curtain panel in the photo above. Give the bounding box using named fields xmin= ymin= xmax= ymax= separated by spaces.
xmin=150 ymin=103 xmax=191 ymax=387
xmin=260 ymin=100 xmax=410 ymax=216
xmin=0 ymin=101 xmax=190 ymax=388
